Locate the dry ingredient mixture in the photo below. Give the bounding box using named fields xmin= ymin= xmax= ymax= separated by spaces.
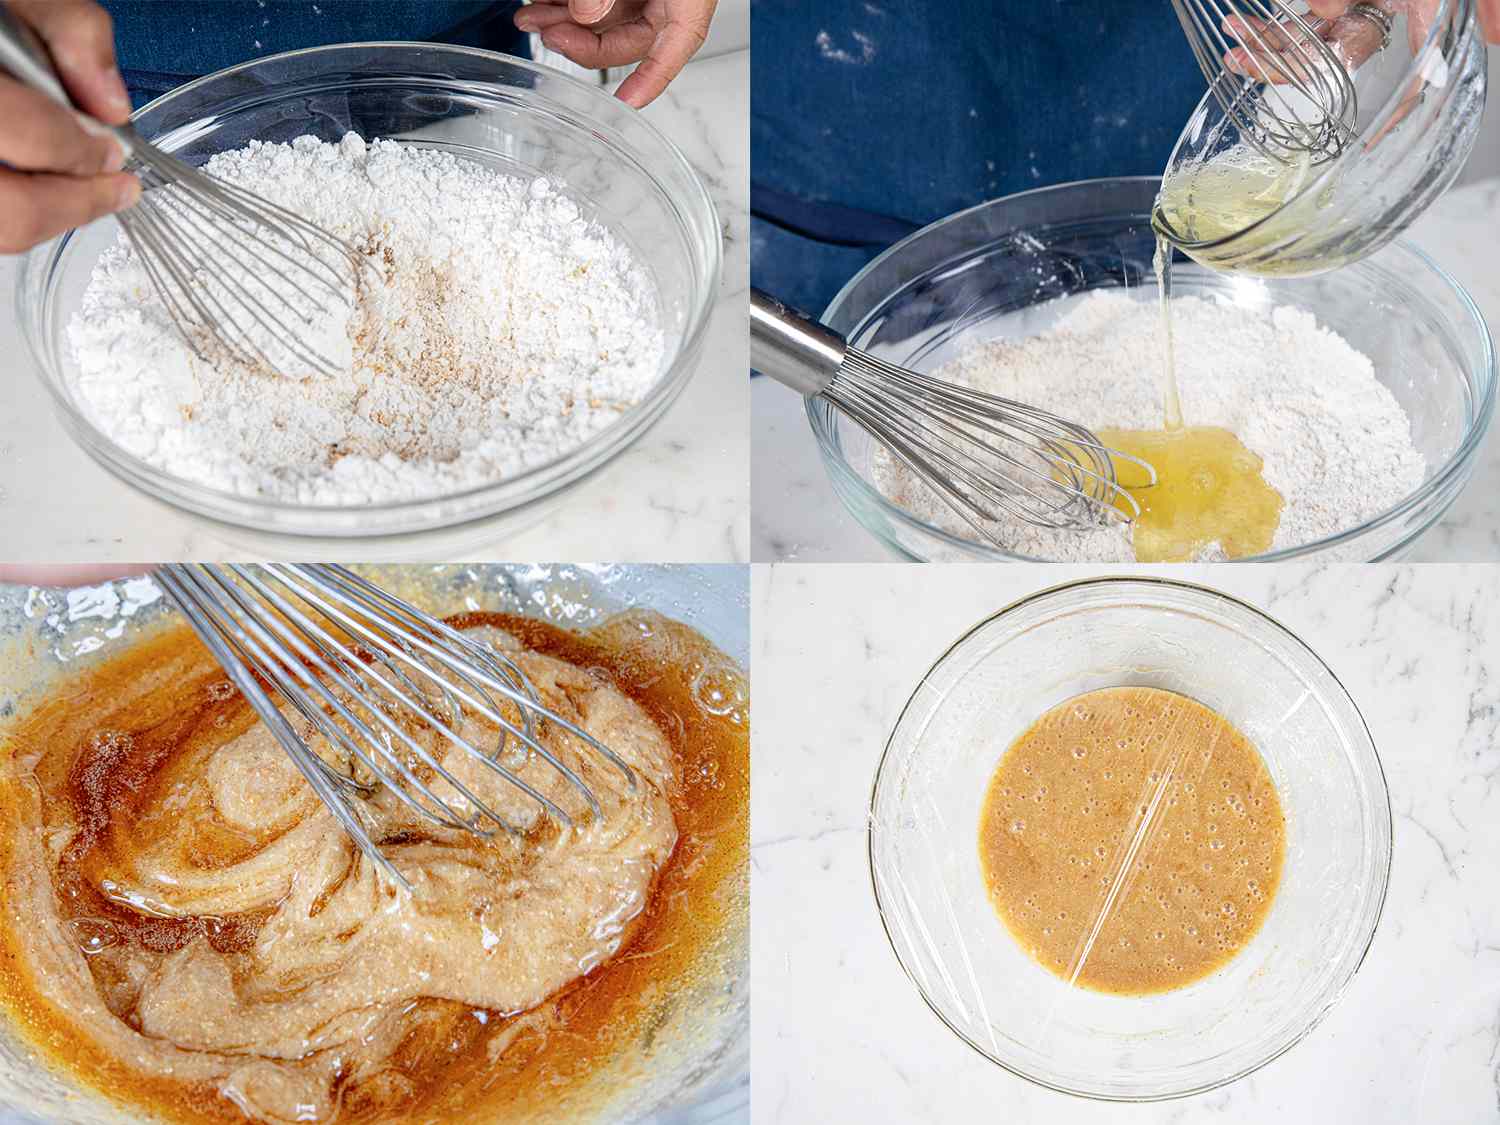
xmin=0 ymin=611 xmax=748 ymax=1125
xmin=68 ymin=134 xmax=665 ymax=505
xmin=872 ymin=291 xmax=1425 ymax=561
xmin=978 ymin=686 xmax=1286 ymax=994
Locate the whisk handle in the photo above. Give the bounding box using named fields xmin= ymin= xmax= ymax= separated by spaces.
xmin=0 ymin=3 xmax=139 ymax=157
xmin=750 ymin=288 xmax=847 ymax=397
xmin=0 ymin=3 xmax=70 ymax=107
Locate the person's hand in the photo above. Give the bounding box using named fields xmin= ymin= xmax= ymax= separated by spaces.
xmin=1310 ymin=0 xmax=1498 ymax=47
xmin=513 ymin=0 xmax=717 ymax=109
xmin=0 ymin=0 xmax=139 ymax=254
xmin=0 ymin=565 xmax=153 ymax=586
xmin=1224 ymin=0 xmax=1496 ymax=85
xmin=1222 ymin=0 xmax=1495 ymax=148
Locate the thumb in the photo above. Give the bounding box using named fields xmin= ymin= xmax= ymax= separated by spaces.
xmin=567 ymin=0 xmax=617 ymax=25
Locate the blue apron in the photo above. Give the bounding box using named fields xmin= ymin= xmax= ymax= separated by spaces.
xmin=751 ymin=0 xmax=1206 ymax=312
xmin=105 ymin=1 xmax=526 ymax=107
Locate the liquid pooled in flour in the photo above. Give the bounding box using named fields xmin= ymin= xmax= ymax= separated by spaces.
xmin=1099 ymin=423 xmax=1285 ymax=562
xmin=1100 ymin=151 xmax=1296 ymax=560
xmin=978 ymin=686 xmax=1286 ymax=995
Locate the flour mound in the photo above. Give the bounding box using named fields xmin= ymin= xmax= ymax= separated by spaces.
xmin=871 ymin=291 xmax=1426 ymax=561
xmin=68 ymin=133 xmax=665 ymax=504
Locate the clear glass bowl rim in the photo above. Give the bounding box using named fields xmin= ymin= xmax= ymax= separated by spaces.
xmin=17 ymin=41 xmax=722 ymax=527
xmin=811 ymin=175 xmax=1498 ymax=563
xmin=866 ymin=574 xmax=1394 ymax=1102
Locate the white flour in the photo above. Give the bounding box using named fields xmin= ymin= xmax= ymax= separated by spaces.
xmin=68 ymin=133 xmax=664 ymax=504
xmin=871 ymin=291 xmax=1426 ymax=561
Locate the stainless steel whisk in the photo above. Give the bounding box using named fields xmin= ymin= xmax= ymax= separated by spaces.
xmin=751 ymin=290 xmax=1153 ymax=542
xmin=0 ymin=6 xmax=364 ymax=378
xmin=1170 ymin=0 xmax=1362 ymax=163
xmin=155 ymin=564 xmax=637 ymax=890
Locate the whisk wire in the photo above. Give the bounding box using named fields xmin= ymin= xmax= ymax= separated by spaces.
xmin=297 ymin=565 xmax=639 ymax=793
xmin=223 ymin=564 xmax=578 ymax=826
xmin=1171 ymin=0 xmax=1358 ymax=163
xmin=122 ymin=192 xmax=347 ymax=375
xmin=200 ymin=566 xmax=519 ymax=836
xmin=829 ymin=350 xmax=1149 ymax=533
xmin=833 ymin=378 xmax=1059 ymax=500
xmin=252 ymin=566 xmax=612 ymax=818
xmin=749 ymin=288 xmax=1157 ymax=551
xmin=110 ymin=141 xmax=366 ymax=377
xmin=154 ymin=564 xmax=637 ymax=887
xmin=840 ymin=389 xmax=1085 ymax=535
xmin=850 ymin=368 xmax=1142 ymax=518
xmin=309 ymin=565 xmax=544 ymax=742
xmin=154 ymin=565 xmax=407 ymax=888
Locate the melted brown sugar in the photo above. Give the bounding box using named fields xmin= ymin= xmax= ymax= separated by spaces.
xmin=0 ymin=610 xmax=748 ymax=1124
xmin=978 ymin=686 xmax=1285 ymax=994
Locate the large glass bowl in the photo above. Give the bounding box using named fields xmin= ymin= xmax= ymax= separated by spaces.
xmin=14 ymin=44 xmax=721 ymax=540
xmin=0 ymin=564 xmax=747 ymax=1124
xmin=868 ymin=576 xmax=1392 ymax=1101
xmin=811 ymin=177 xmax=1495 ymax=562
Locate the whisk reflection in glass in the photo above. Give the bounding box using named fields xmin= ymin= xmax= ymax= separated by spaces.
xmin=155 ymin=564 xmax=637 ymax=890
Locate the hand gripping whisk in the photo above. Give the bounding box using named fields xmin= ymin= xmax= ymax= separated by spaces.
xmin=155 ymin=564 xmax=637 ymax=890
xmin=0 ymin=5 xmax=365 ymax=378
xmin=1170 ymin=0 xmax=1363 ymax=163
xmin=751 ymin=289 xmax=1153 ymax=543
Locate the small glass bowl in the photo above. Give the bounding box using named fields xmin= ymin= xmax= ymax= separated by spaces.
xmin=812 ymin=177 xmax=1496 ymax=562
xmin=869 ymin=576 xmax=1392 ymax=1101
xmin=15 ymin=43 xmax=721 ymax=540
xmin=1157 ymin=0 xmax=1488 ymax=276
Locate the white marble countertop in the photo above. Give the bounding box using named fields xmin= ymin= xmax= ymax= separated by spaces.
xmin=752 ymin=178 xmax=1500 ymax=563
xmin=752 ymin=562 xmax=1500 ymax=1123
xmin=0 ymin=48 xmax=747 ymax=564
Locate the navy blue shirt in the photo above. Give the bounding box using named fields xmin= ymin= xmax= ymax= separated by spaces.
xmin=751 ymin=1 xmax=1206 ymax=312
xmin=105 ymin=1 xmax=525 ymax=107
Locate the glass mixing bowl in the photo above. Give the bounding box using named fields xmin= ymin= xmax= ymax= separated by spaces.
xmin=869 ymin=576 xmax=1391 ymax=1101
xmin=1157 ymin=0 xmax=1488 ymax=276
xmin=0 ymin=564 xmax=746 ymax=1125
xmin=14 ymin=44 xmax=721 ymax=540
xmin=811 ymin=177 xmax=1495 ymax=562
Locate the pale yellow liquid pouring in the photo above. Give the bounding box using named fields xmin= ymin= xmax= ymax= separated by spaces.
xmin=1100 ymin=152 xmax=1301 ymax=562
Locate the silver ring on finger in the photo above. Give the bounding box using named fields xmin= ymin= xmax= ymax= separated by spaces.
xmin=1346 ymin=1 xmax=1394 ymax=51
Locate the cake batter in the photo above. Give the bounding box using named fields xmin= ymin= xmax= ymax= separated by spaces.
xmin=0 ymin=610 xmax=748 ymax=1124
xmin=978 ymin=686 xmax=1285 ymax=994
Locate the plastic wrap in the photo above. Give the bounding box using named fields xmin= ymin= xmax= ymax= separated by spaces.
xmin=868 ymin=577 xmax=1390 ymax=1100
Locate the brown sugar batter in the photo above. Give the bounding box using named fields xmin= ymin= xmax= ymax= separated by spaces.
xmin=978 ymin=686 xmax=1285 ymax=994
xmin=0 ymin=609 xmax=748 ymax=1124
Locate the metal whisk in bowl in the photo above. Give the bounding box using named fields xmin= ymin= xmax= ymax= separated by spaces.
xmin=155 ymin=564 xmax=637 ymax=890
xmin=751 ymin=289 xmax=1152 ymax=542
xmin=0 ymin=7 xmax=364 ymax=378
xmin=1170 ymin=0 xmax=1361 ymax=163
